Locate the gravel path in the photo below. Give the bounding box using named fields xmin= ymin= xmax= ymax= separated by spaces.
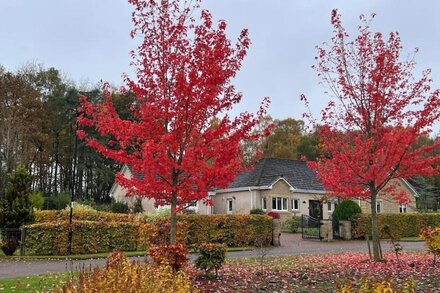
xmin=0 ymin=233 xmax=426 ymax=280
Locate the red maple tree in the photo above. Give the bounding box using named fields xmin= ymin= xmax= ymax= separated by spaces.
xmin=77 ymin=0 xmax=269 ymax=243
xmin=304 ymin=10 xmax=440 ymax=260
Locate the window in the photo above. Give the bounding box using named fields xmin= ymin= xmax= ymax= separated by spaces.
xmin=376 ymin=201 xmax=382 ymax=213
xmin=261 ymin=197 xmax=267 ymax=210
xmin=400 ymin=204 xmax=408 ymax=213
xmin=272 ymin=197 xmax=288 ymax=211
xmin=291 ymin=199 xmax=299 ymax=211
xmin=227 ymin=199 xmax=233 ymax=214
xmin=327 ymin=202 xmax=332 ymax=212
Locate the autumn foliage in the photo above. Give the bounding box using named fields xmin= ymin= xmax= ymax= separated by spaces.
xmin=305 ymin=9 xmax=440 ymax=260
xmin=77 ymin=0 xmax=269 ymax=242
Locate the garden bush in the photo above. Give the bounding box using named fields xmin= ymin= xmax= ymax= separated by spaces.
xmin=54 ymin=251 xmax=196 ymax=293
xmin=352 ymin=213 xmax=440 ymax=239
xmin=149 ymin=242 xmax=189 ymax=272
xmin=419 ymin=226 xmax=440 ymax=264
xmin=250 ymin=208 xmax=265 ymax=215
xmin=111 ymin=201 xmax=130 ymax=213
xmin=29 ymin=192 xmax=45 ymax=210
xmin=195 ymin=243 xmax=226 ymax=277
xmin=282 ymin=216 xmax=302 ymax=233
xmin=333 ymin=200 xmax=361 ymax=221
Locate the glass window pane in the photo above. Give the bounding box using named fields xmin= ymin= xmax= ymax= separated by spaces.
xmin=272 ymin=198 xmax=277 ymax=209
xmin=282 ymin=198 xmax=287 ymax=210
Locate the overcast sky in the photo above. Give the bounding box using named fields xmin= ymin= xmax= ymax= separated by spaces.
xmin=1 ymin=1 xmax=439 ymax=133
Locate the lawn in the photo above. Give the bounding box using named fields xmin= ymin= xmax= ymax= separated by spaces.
xmin=0 ymin=273 xmax=69 ymax=293
xmin=1 ymin=251 xmax=438 ymax=292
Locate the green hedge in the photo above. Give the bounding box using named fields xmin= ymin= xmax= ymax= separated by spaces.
xmin=24 ymin=220 xmax=141 ymax=255
xmin=25 ymin=213 xmax=273 ymax=255
xmin=178 ymin=214 xmax=273 ymax=247
xmin=352 ymin=213 xmax=440 ymax=239
xmin=35 ymin=210 xmax=134 ymax=223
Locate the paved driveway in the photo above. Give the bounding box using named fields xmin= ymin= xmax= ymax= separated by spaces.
xmin=0 ymin=233 xmax=426 ymax=280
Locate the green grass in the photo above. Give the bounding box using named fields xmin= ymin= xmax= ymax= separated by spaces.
xmin=0 ymin=272 xmax=70 ymax=293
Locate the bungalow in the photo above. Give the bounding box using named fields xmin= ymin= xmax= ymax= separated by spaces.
xmin=209 ymin=158 xmax=418 ymax=222
xmin=110 ymin=158 xmax=418 ymax=220
xmin=108 ymin=165 xmax=212 ymax=214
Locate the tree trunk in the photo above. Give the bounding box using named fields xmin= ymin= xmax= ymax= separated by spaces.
xmin=170 ymin=189 xmax=178 ymax=244
xmin=370 ymin=191 xmax=383 ymax=261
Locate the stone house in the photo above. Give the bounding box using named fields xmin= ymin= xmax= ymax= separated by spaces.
xmin=110 ymin=159 xmax=418 ymax=220
xmin=209 ymin=158 xmax=418 ymax=222
xmin=108 ymin=165 xmax=212 ymax=214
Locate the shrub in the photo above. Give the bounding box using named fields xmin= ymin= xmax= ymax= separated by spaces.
xmin=0 ymin=164 xmax=35 ymax=229
xmin=63 ymin=202 xmax=96 ymax=212
xmin=195 ymin=243 xmax=226 ymax=277
xmin=29 ymin=192 xmax=45 ymax=210
xmin=51 ymin=192 xmax=71 ymax=210
xmin=132 ymin=198 xmax=144 ymax=214
xmin=266 ymin=211 xmax=280 ymax=219
xmin=352 ymin=213 xmax=440 ymax=239
xmin=419 ymin=226 xmax=440 ymax=264
xmin=55 ymin=251 xmax=196 ymax=293
xmin=111 ymin=201 xmax=130 ymax=214
xmin=282 ymin=216 xmax=301 ymax=233
xmin=333 ymin=200 xmax=361 ymax=221
xmin=149 ymin=242 xmax=188 ymax=272
xmin=250 ymin=208 xmax=265 ymax=215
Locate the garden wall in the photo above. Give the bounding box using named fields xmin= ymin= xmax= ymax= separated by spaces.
xmin=352 ymin=213 xmax=440 ymax=239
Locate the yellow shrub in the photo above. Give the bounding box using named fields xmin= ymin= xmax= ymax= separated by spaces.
xmin=54 ymin=251 xmax=198 ymax=293
xmin=338 ymin=278 xmax=416 ymax=293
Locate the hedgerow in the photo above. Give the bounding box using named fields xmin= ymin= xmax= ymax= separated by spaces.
xmin=352 ymin=213 xmax=440 ymax=239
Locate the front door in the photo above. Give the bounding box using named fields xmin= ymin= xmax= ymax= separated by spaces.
xmin=309 ymin=200 xmax=322 ymax=219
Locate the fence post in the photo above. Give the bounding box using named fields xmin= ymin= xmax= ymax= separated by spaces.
xmin=320 ymin=220 xmax=333 ymax=242
xmin=272 ymin=219 xmax=281 ymax=246
xmin=20 ymin=227 xmax=25 ymax=256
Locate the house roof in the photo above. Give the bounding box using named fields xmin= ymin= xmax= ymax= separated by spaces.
xmin=227 ymin=158 xmax=324 ymax=191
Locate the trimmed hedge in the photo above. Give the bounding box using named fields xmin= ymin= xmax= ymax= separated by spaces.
xmin=24 ymin=220 xmax=140 ymax=255
xmin=352 ymin=213 xmax=440 ymax=239
xmin=178 ymin=214 xmax=273 ymax=247
xmin=25 ymin=213 xmax=273 ymax=255
xmin=35 ymin=210 xmax=134 ymax=223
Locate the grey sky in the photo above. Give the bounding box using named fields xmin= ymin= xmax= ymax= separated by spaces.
xmin=1 ymin=1 xmax=439 ymax=133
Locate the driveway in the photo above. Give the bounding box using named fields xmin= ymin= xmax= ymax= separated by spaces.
xmin=0 ymin=233 xmax=426 ymax=280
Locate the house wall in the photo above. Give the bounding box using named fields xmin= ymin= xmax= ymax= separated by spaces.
xmin=357 ymin=179 xmax=417 ymax=214
xmin=212 ymin=180 xmax=333 ymax=223
xmin=110 ymin=167 xmax=210 ymax=214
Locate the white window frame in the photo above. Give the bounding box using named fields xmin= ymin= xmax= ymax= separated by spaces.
xmin=291 ymin=199 xmax=299 ymax=211
xmin=261 ymin=197 xmax=267 ymax=210
xmin=376 ymin=201 xmax=383 ymax=214
xmin=327 ymin=201 xmax=333 ymax=212
xmin=272 ymin=197 xmax=288 ymax=211
xmin=400 ymin=204 xmax=408 ymax=213
xmin=227 ymin=198 xmax=233 ymax=214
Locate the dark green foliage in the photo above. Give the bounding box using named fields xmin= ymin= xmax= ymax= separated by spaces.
xmin=52 ymin=192 xmax=71 ymax=210
xmin=195 ymin=243 xmax=226 ymax=277
xmin=0 ymin=165 xmax=35 ymax=228
xmin=250 ymin=208 xmax=265 ymax=215
xmin=111 ymin=201 xmax=130 ymax=214
xmin=132 ymin=198 xmax=144 ymax=214
xmin=333 ymin=200 xmax=362 ymax=221
xmin=282 ymin=216 xmax=302 ymax=233
xmin=29 ymin=192 xmax=45 ymax=210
